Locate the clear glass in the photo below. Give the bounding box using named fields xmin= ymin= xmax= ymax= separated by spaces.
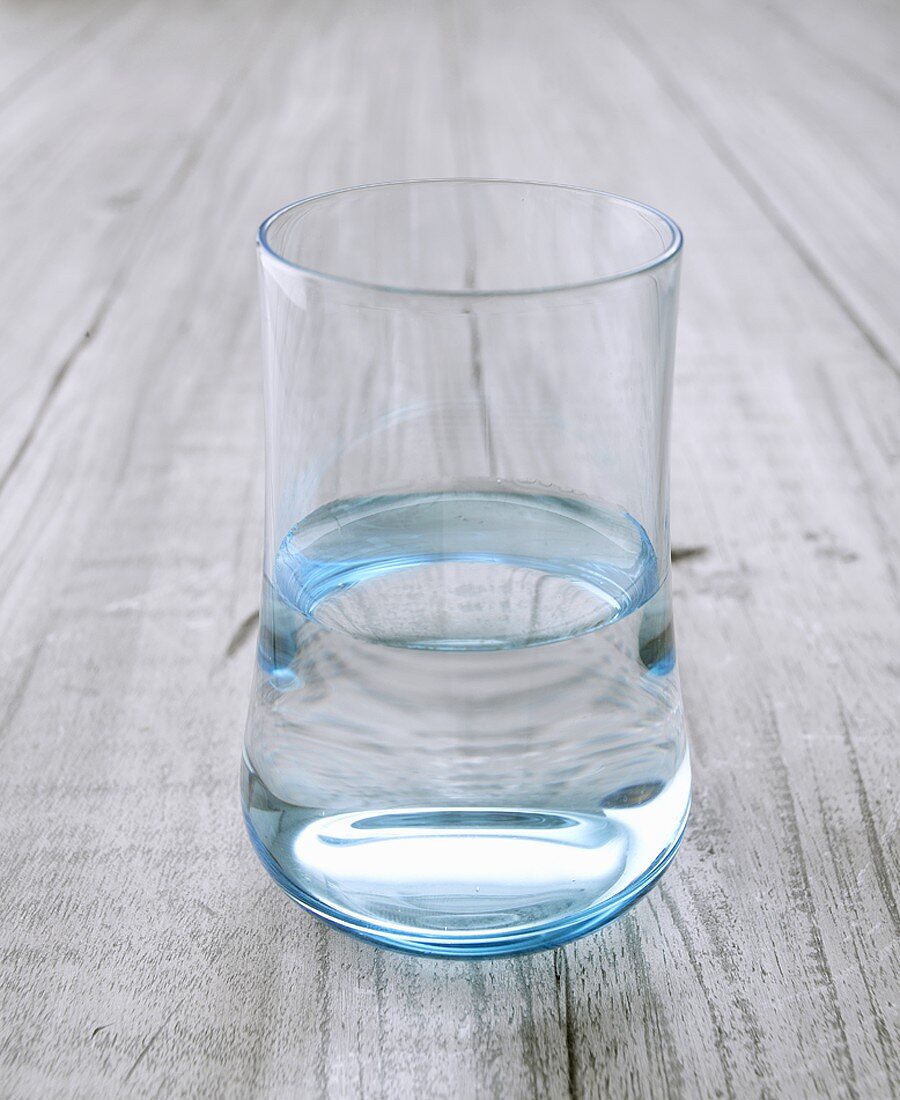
xmin=243 ymin=179 xmax=689 ymax=957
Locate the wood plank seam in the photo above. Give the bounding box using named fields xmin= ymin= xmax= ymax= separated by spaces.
xmin=0 ymin=1 xmax=283 ymax=507
xmin=605 ymin=2 xmax=900 ymax=381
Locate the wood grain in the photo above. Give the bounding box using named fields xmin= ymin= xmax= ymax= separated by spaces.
xmin=0 ymin=1 xmax=897 ymax=1097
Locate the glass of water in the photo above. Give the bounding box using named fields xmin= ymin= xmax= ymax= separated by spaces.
xmin=243 ymin=179 xmax=688 ymax=957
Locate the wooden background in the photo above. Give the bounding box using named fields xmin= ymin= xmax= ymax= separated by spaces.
xmin=1 ymin=0 xmax=897 ymax=1096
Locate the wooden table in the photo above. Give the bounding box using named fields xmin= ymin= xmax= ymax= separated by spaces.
xmin=2 ymin=1 xmax=897 ymax=1096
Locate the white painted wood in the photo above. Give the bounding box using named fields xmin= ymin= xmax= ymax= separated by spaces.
xmin=745 ymin=0 xmax=900 ymax=101
xmin=0 ymin=1 xmax=896 ymax=1097
xmin=0 ymin=0 xmax=291 ymax=483
xmin=607 ymin=0 xmax=900 ymax=372
xmin=0 ymin=0 xmax=119 ymax=104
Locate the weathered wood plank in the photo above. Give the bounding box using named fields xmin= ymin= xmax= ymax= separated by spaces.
xmin=0 ymin=1 xmax=897 ymax=1098
xmin=0 ymin=0 xmax=121 ymax=105
xmin=608 ymin=0 xmax=900 ymax=374
xmin=746 ymin=0 xmax=900 ymax=101
xmin=0 ymin=0 xmax=285 ymax=484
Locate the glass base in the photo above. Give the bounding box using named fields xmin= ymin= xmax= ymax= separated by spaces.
xmin=242 ymin=768 xmax=690 ymax=958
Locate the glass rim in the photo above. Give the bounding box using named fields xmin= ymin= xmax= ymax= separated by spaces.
xmin=258 ymin=177 xmax=683 ymax=299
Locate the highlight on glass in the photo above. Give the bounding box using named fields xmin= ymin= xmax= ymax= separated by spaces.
xmin=243 ymin=179 xmax=689 ymax=957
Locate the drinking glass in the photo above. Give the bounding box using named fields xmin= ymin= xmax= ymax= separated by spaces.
xmin=243 ymin=179 xmax=689 ymax=957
